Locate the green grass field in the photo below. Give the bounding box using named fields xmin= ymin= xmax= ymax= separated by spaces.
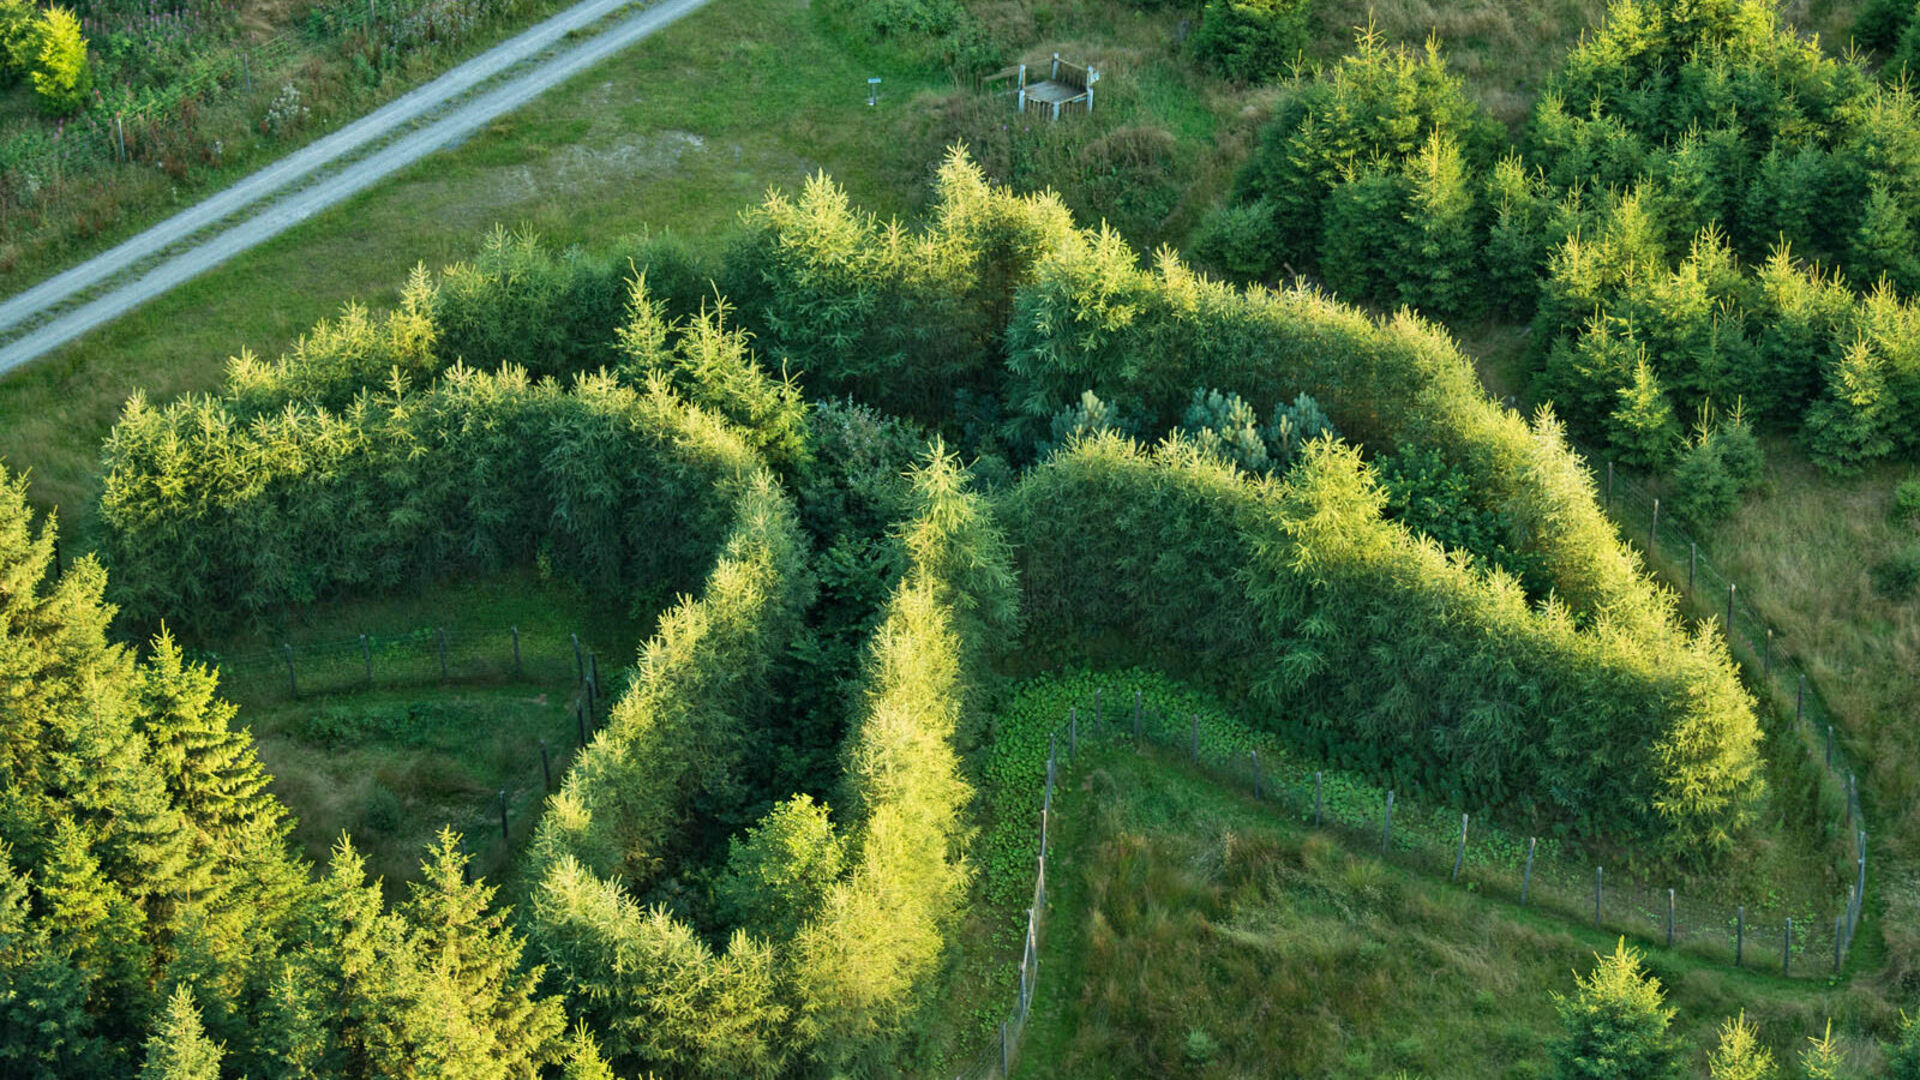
xmin=1017 ymin=749 xmax=1889 ymax=1079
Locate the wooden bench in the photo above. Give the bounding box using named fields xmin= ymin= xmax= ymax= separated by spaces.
xmin=993 ymin=53 xmax=1099 ymax=120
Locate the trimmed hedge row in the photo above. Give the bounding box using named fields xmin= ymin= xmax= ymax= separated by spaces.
xmin=1004 ymin=433 xmax=1763 ymax=854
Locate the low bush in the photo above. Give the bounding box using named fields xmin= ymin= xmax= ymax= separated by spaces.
xmin=1187 ymin=0 xmax=1309 ymax=85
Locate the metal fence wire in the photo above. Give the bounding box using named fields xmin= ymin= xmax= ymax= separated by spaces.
xmin=952 ymin=678 xmax=1863 ymax=1078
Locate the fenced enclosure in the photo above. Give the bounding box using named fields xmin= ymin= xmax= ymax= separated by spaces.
xmin=952 ymin=681 xmax=1862 ymax=1078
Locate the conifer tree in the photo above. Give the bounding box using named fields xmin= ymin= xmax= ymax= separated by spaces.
xmin=137 ymin=629 xmax=278 ymax=849
xmin=139 ymin=986 xmax=222 ymax=1080
xmin=1707 ymin=1011 xmax=1775 ymax=1080
xmin=1806 ymin=338 xmax=1898 ymax=474
xmin=28 ymin=5 xmax=87 ymax=115
xmin=1609 ymin=356 xmax=1682 ymax=469
xmin=1799 ymin=1020 xmax=1848 ymax=1080
xmin=0 ymin=845 xmax=109 ymax=1078
xmin=1398 ymin=130 xmax=1483 ymax=319
xmin=1549 ymin=939 xmax=1683 ymax=1080
xmin=1888 ymin=1010 xmax=1920 ymax=1080
xmin=1849 ymin=185 xmax=1920 ymax=294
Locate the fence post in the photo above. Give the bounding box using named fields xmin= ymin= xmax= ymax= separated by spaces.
xmin=1522 ymin=837 xmax=1536 ymax=906
xmin=498 ymin=789 xmax=509 ymax=842
xmin=588 ymin=651 xmax=599 ymax=695
xmin=115 ymin=115 xmax=126 ymax=162
xmin=1849 ymin=884 xmax=1859 ymax=945
xmin=585 ymin=680 xmax=596 ymax=733
xmin=1313 ymin=772 xmax=1323 ymax=827
xmin=437 ymin=627 xmax=448 ymax=682
xmin=1251 ymin=750 xmax=1261 ymax=800
xmin=361 ymin=633 xmax=372 ymax=686
xmin=1069 ymin=707 xmax=1077 ymax=762
xmin=1726 ymin=582 xmax=1736 ymax=638
xmin=283 ymin=644 xmax=297 ymax=699
xmin=1783 ymin=917 xmax=1792 ymax=977
xmin=1595 ymin=867 xmax=1604 ymax=930
xmin=571 ymin=634 xmax=583 ymax=685
xmin=539 ymin=738 xmax=551 ymax=792
xmin=1133 ymin=689 xmax=1141 ymax=741
xmin=1666 ymin=888 xmax=1675 ymax=948
xmin=1763 ymin=628 xmax=1772 ymax=680
xmin=1796 ymin=674 xmax=1805 ymax=727
xmin=1650 ymin=498 xmax=1660 ymax=551
xmin=1606 ymin=461 xmax=1614 ymax=512
xmin=1380 ymin=791 xmax=1395 ymax=854
xmin=1000 ymin=1021 xmax=1010 ymax=1077
xmin=1190 ymin=714 xmax=1199 ymax=762
xmin=1848 ymin=774 xmax=1857 ymax=829
xmin=1687 ymin=542 xmax=1696 ymax=594
xmin=511 ymin=625 xmax=521 ymax=677
xmin=1826 ymin=724 xmax=1833 ymax=767
xmin=576 ymin=702 xmax=586 ymax=747
xmin=1735 ymin=905 xmax=1744 ymax=967
xmin=1452 ymin=814 xmax=1468 ymax=882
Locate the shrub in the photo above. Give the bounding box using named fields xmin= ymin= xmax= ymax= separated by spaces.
xmin=1705 ymin=1011 xmax=1774 ymax=1080
xmin=0 ymin=0 xmax=36 ymax=82
xmin=29 ymin=6 xmax=89 ymax=116
xmin=1187 ymin=0 xmax=1308 ymax=85
xmin=1549 ymin=939 xmax=1683 ymax=1080
xmin=1895 ymin=477 xmax=1920 ymax=524
xmin=1188 ymin=199 xmax=1281 ymax=282
xmin=1872 ymin=547 xmax=1920 ymax=600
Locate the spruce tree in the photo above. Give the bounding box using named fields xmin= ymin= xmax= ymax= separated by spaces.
xmin=0 ymin=844 xmax=109 ymax=1079
xmin=1848 ymin=185 xmax=1920 ymax=294
xmin=1706 ymin=1010 xmax=1775 ymax=1080
xmin=558 ymin=1023 xmax=621 ymax=1080
xmin=1889 ymin=1010 xmax=1920 ymax=1080
xmin=136 ymin=629 xmax=279 ymax=851
xmin=1609 ymin=356 xmax=1682 ymax=470
xmin=1806 ymin=338 xmax=1897 ymax=474
xmin=1799 ymin=1020 xmax=1848 ymax=1080
xmin=139 ymin=986 xmax=222 ymax=1080
xmin=1398 ymin=130 xmax=1483 ymax=319
xmin=1549 ymin=939 xmax=1683 ymax=1080
xmin=28 ymin=5 xmax=87 ymax=115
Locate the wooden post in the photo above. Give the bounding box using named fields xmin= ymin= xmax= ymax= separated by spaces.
xmin=1381 ymin=791 xmax=1395 ymax=853
xmin=1783 ymin=917 xmax=1792 ymax=976
xmin=1726 ymin=582 xmax=1736 ymax=637
xmin=1650 ymin=498 xmax=1660 ymax=551
xmin=1763 ymin=629 xmax=1772 ymax=679
xmin=576 ymin=701 xmax=586 ymax=747
xmin=1251 ymin=750 xmax=1261 ymax=800
xmin=585 ymin=680 xmax=596 ymax=733
xmin=511 ymin=625 xmax=521 ymax=677
xmin=361 ymin=633 xmax=372 ymax=686
xmin=1452 ymin=813 xmax=1468 ymax=882
xmin=539 ymin=738 xmax=551 ymax=792
xmin=284 ymin=644 xmax=297 ymax=699
xmin=571 ymin=634 xmax=583 ymax=685
xmin=1606 ymin=461 xmax=1614 ymax=512
xmin=1595 ymin=866 xmax=1604 ymax=930
xmin=1848 ymin=775 xmax=1857 ymax=829
xmin=1522 ymin=837 xmax=1537 ymax=906
xmin=1000 ymin=1021 xmax=1010 ymax=1076
xmin=588 ymin=651 xmax=598 ymax=695
xmin=1735 ymin=905 xmax=1745 ymax=967
xmin=1688 ymin=542 xmax=1697 ymax=594
xmin=1313 ymin=772 xmax=1323 ymax=826
xmin=437 ymin=627 xmax=448 ymax=682
xmin=1133 ymin=689 xmax=1141 ymax=741
xmin=1190 ymin=714 xmax=1199 ymax=762
xmin=1826 ymin=724 xmax=1833 ymax=766
xmin=1666 ymin=888 xmax=1675 ymax=948
xmin=1796 ymin=674 xmax=1805 ymax=727
xmin=1069 ymin=707 xmax=1077 ymax=761
xmin=1849 ymin=884 xmax=1859 ymax=944
xmin=498 ymin=789 xmax=509 ymax=842
xmin=115 ymin=115 xmax=126 ymax=162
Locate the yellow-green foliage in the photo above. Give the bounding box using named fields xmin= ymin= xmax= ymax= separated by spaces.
xmin=1549 ymin=939 xmax=1684 ymax=1080
xmin=1005 ymin=432 xmax=1762 ymax=851
xmin=28 ymin=5 xmax=88 ymax=116
xmin=729 ymin=147 xmax=1075 ymax=419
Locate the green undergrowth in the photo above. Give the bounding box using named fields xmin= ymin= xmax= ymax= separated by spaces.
xmin=246 ymin=683 xmax=578 ymax=900
xmin=1013 ymin=749 xmax=1884 ymax=1079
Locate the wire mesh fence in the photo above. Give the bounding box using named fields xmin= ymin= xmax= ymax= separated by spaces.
xmin=1587 ymin=452 xmax=1869 ymax=893
xmin=953 ymin=681 xmax=1864 ymax=1078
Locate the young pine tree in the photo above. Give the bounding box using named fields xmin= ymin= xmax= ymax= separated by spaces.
xmin=1397 ymin=129 xmax=1484 ymax=319
xmin=1706 ymin=1011 xmax=1776 ymax=1080
xmin=139 ymin=986 xmax=222 ymax=1080
xmin=1806 ymin=338 xmax=1898 ymax=475
xmin=1609 ymin=356 xmax=1683 ymax=470
xmin=1888 ymin=1010 xmax=1920 ymax=1080
xmin=29 ymin=5 xmax=88 ymax=116
xmin=1549 ymin=939 xmax=1684 ymax=1080
xmin=1799 ymin=1020 xmax=1849 ymax=1080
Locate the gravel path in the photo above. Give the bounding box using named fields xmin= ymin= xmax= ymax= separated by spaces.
xmin=0 ymin=0 xmax=711 ymax=378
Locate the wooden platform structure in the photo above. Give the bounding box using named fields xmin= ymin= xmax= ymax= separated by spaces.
xmin=982 ymin=53 xmax=1099 ymax=120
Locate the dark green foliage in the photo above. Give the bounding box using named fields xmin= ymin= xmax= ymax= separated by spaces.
xmin=1549 ymin=940 xmax=1683 ymax=1080
xmin=1609 ymin=358 xmax=1683 ymax=471
xmin=1670 ymin=410 xmax=1766 ymax=528
xmin=1182 ymin=388 xmax=1273 ymax=474
xmin=139 ymin=987 xmax=221 ymax=1080
xmin=1187 ymin=0 xmax=1308 ymax=85
xmin=1806 ymin=339 xmax=1898 ymax=475
xmin=1229 ymin=26 xmax=1497 ymax=286
xmin=716 ymin=795 xmax=845 ymax=943
xmin=1188 ymin=199 xmax=1281 ymax=283
xmin=1375 ymin=444 xmax=1548 ymax=595
xmin=1889 ymin=1010 xmax=1920 ymax=1080
xmin=1871 ymin=547 xmax=1920 ymax=600
xmin=1894 ymin=477 xmax=1920 ymax=523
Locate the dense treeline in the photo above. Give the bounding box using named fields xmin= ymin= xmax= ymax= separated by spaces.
xmin=0 ymin=470 xmax=581 ymax=1078
xmin=1005 ymin=433 xmax=1761 ymax=850
xmin=1203 ymin=0 xmax=1920 ymax=480
xmin=526 ymin=446 xmax=1014 ymax=1077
